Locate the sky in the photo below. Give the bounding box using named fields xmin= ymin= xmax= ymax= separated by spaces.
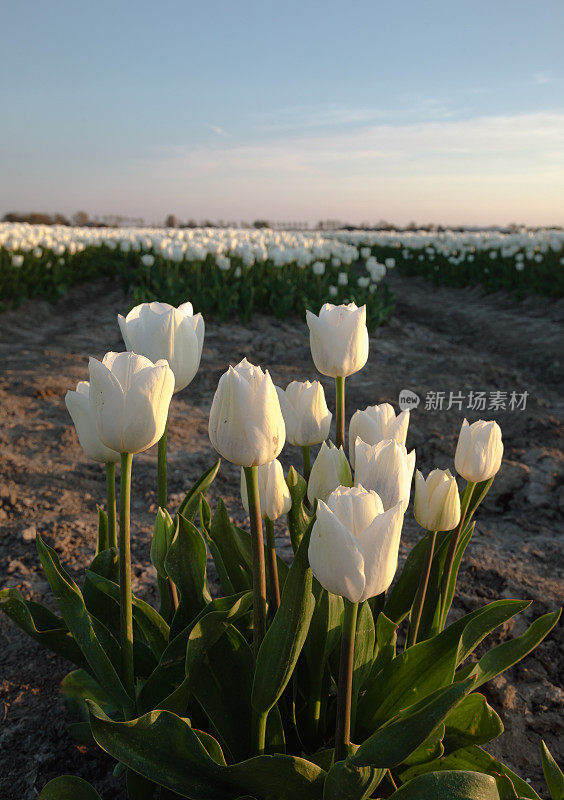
xmin=1 ymin=0 xmax=563 ymax=226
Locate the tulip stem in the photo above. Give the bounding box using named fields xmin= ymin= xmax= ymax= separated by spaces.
xmin=119 ymin=452 xmax=135 ymax=709
xmin=252 ymin=709 xmax=268 ymax=756
xmin=407 ymin=530 xmax=437 ymax=648
xmin=264 ymin=516 xmax=281 ymax=614
xmin=243 ymin=466 xmax=268 ymax=657
xmin=105 ymin=462 xmax=117 ymax=551
xmin=157 ymin=422 xmax=179 ymax=616
xmin=335 ymin=599 xmax=358 ymax=762
xmin=302 ymin=445 xmax=311 ymax=483
xmin=439 ymin=481 xmax=475 ymax=630
xmin=335 ymin=376 xmax=346 ymax=451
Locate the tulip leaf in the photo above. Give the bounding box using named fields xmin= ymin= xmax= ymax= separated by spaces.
xmin=61 ymin=668 xmax=119 ymax=727
xmin=200 ymin=497 xmax=236 ymax=596
xmin=252 ymin=520 xmax=315 ymax=714
xmin=436 ymin=746 xmax=541 ymax=799
xmin=36 ymin=536 xmax=133 ymax=712
xmin=464 ymin=609 xmax=561 ymax=689
xmin=369 ymin=612 xmax=397 ymax=681
xmin=209 ymin=500 xmax=253 ymax=592
xmin=0 ymin=588 xmax=87 ymax=669
xmin=166 ymin=514 xmax=211 ymax=638
xmin=286 ymin=466 xmax=311 ymax=553
xmin=384 ymin=532 xmax=430 ymax=623
xmin=82 ymin=547 xmax=120 ymax=631
xmin=177 ymin=459 xmax=221 ymax=521
xmin=323 ymin=754 xmax=385 ymax=800
xmin=150 ymin=507 xmax=174 ymax=580
xmin=88 ymin=704 xmax=326 ymax=800
xmin=39 ymin=776 xmax=102 ymax=800
xmin=137 ymin=591 xmax=252 ymax=714
xmin=85 ymin=569 xmax=170 ymax=660
xmin=541 ymin=740 xmax=564 ymax=800
xmin=96 ymin=505 xmax=109 ymax=555
xmin=351 ymin=679 xmax=474 ymax=769
xmin=442 ymin=693 xmax=503 ymax=754
xmin=358 ymin=599 xmax=529 ymax=734
xmin=388 ymin=770 xmax=501 ymax=799
xmin=437 ymin=520 xmax=475 ymax=633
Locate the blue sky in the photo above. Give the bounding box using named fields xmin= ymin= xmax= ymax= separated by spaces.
xmin=1 ymin=0 xmax=563 ymax=225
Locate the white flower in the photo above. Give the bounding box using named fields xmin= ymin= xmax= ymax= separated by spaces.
xmin=308 ymin=485 xmax=404 ymax=602
xmin=208 ymin=358 xmax=285 ymax=467
xmin=349 ymin=403 xmax=409 ymax=467
xmin=65 ymin=381 xmax=120 ymax=464
xmin=276 ymin=380 xmax=331 ymax=447
xmin=306 ymin=303 xmax=369 ymax=378
xmin=89 ymin=352 xmax=174 ymax=454
xmin=414 ymin=469 xmax=461 ymax=531
xmin=118 ymin=301 xmax=204 ymax=394
xmin=354 ymin=438 xmax=415 ymax=510
xmin=308 ymin=441 xmax=352 ymax=504
xmin=240 ymin=459 xmax=291 ymax=520
xmin=454 ymin=419 xmax=503 ymax=483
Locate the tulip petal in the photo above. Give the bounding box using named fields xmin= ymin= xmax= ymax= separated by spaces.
xmin=357 ymin=502 xmax=404 ymax=601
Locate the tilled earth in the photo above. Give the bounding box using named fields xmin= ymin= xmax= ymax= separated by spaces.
xmin=0 ymin=273 xmax=562 ymax=799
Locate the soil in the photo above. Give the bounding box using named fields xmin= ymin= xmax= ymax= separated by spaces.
xmin=0 ymin=274 xmax=562 ymax=799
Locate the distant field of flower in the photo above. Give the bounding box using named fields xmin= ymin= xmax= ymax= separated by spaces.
xmin=332 ymin=229 xmax=564 ymax=297
xmin=1 ymin=225 xmax=563 ymax=325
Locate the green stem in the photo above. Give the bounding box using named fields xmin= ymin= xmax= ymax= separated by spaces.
xmin=335 ymin=376 xmax=345 ymax=451
xmin=243 ymin=466 xmax=268 ymax=656
xmin=252 ymin=709 xmax=268 ymax=756
xmin=301 ymin=445 xmax=311 ymax=483
xmin=439 ymin=481 xmax=475 ymax=630
xmin=157 ymin=422 xmax=178 ymax=616
xmin=264 ymin=516 xmax=281 ymax=614
xmin=406 ymin=530 xmax=437 ymax=648
xmin=106 ymin=462 xmax=117 ymax=551
xmin=119 ymin=452 xmax=135 ymax=709
xmin=335 ymin=599 xmax=358 ymax=762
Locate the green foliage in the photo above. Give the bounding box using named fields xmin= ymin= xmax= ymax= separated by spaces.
xmin=39 ymin=776 xmax=102 ymax=800
xmin=541 ymin=740 xmax=564 ymax=800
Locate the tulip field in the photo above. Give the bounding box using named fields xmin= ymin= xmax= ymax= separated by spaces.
xmin=0 ymin=228 xmax=563 ymax=799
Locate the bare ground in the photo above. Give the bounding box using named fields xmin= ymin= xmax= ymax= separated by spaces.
xmin=0 ymin=274 xmax=562 ymax=799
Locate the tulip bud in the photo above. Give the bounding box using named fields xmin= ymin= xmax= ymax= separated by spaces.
xmin=88 ymin=352 xmax=174 ymax=454
xmin=349 ymin=403 xmax=409 ymax=467
xmin=240 ymin=459 xmax=291 ymax=521
xmin=275 ymin=380 xmax=332 ymax=447
xmin=454 ymin=419 xmax=503 ymax=483
xmin=414 ymin=469 xmax=461 ymax=531
xmin=308 ymin=485 xmax=404 ymax=603
xmin=354 ymin=438 xmax=415 ymax=510
xmin=306 ymin=303 xmax=369 ymax=378
xmin=65 ymin=381 xmax=120 ymax=464
xmin=208 ymin=358 xmax=285 ymax=467
xmin=118 ymin=301 xmax=204 ymax=394
xmin=307 ymin=441 xmax=353 ymax=504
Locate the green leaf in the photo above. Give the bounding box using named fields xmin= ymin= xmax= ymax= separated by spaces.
xmin=85 ymin=569 xmax=170 ymax=660
xmin=252 ymin=521 xmax=315 ymax=714
xmin=323 ymin=754 xmax=384 ymax=800
xmin=96 ymin=505 xmax=109 ymax=555
xmin=352 ymin=601 xmax=375 ymax=697
xmin=389 ymin=770 xmax=500 ymax=799
xmin=437 ymin=746 xmax=541 ymax=800
xmin=0 ymin=588 xmax=87 ymax=668
xmin=36 ymin=536 xmax=132 ymax=712
xmin=541 ymin=740 xmax=564 ymax=800
xmin=286 ymin=466 xmax=311 ymax=553
xmin=39 ymin=776 xmax=102 ymax=800
xmin=351 ymin=680 xmax=474 ymax=769
xmin=82 ymin=547 xmax=119 ymax=630
xmin=384 ymin=532 xmax=429 ymax=623
xmin=443 ymin=693 xmax=503 ymax=754
xmin=137 ymin=591 xmax=252 ymax=714
xmin=89 ymin=704 xmax=326 ymax=800
xmin=61 ymin=668 xmax=118 ymax=723
xmin=150 ymin=507 xmax=174 ymax=579
xmin=177 ymin=459 xmax=221 ymax=521
xmin=209 ymin=500 xmax=252 ymax=592
xmin=465 ymin=609 xmax=561 ymax=689
xmin=439 ymin=521 xmax=475 ymax=632
xmin=358 ymin=600 xmax=528 ymax=734
xmin=166 ymin=514 xmax=211 ymax=638
xmin=369 ymin=612 xmax=397 ymax=682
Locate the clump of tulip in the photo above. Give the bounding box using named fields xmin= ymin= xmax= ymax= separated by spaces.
xmin=1 ymin=295 xmax=561 ymax=800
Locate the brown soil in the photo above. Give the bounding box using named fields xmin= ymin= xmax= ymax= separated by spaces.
xmin=0 ymin=274 xmax=562 ymax=799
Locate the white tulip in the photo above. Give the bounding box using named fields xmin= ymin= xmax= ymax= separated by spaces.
xmin=349 ymin=403 xmax=409 ymax=467
xmin=118 ymin=301 xmax=204 ymax=394
xmin=306 ymin=303 xmax=369 ymax=378
xmin=208 ymin=358 xmax=285 ymax=467
xmin=275 ymin=380 xmax=332 ymax=447
xmin=308 ymin=485 xmax=404 ymax=603
xmin=65 ymin=381 xmax=120 ymax=464
xmin=240 ymin=459 xmax=291 ymax=521
xmin=354 ymin=438 xmax=415 ymax=510
xmin=308 ymin=441 xmax=352 ymax=504
xmin=454 ymin=419 xmax=503 ymax=483
xmin=414 ymin=469 xmax=461 ymax=531
xmin=88 ymin=352 xmax=174 ymax=454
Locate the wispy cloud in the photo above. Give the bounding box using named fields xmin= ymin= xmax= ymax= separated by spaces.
xmin=207 ymin=124 xmax=229 ymax=137
xmin=532 ymin=71 xmax=551 ymax=85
